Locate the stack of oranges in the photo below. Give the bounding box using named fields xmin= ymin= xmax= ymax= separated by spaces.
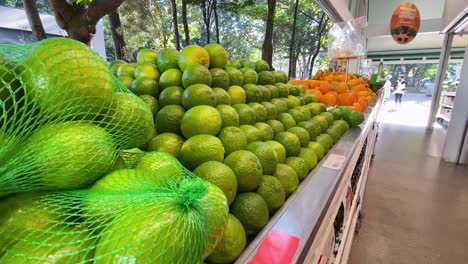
xmin=288 ymin=71 xmax=376 ymax=112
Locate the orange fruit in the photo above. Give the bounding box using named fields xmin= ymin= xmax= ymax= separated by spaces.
xmin=366 ymin=96 xmax=374 ymax=104
xmin=319 ymin=92 xmax=337 ymax=106
xmin=309 ymin=89 xmax=323 ymax=101
xmin=336 ymin=92 xmax=355 ymax=106
xmin=351 ymin=103 xmax=364 ymax=112
xmin=357 ymin=97 xmax=368 ymax=108
xmin=310 ymin=80 xmax=320 ymax=88
xmin=319 ymin=82 xmax=332 ymax=94
xmin=324 ymin=75 xmax=335 ymax=82
xmin=333 ymin=82 xmax=348 ymax=94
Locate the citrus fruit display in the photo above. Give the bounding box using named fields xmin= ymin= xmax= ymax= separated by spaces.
xmin=0 ymin=37 xmax=363 ymax=264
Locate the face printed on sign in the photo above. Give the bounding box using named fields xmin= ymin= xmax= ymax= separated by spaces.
xmin=390 ymin=2 xmax=421 ymax=44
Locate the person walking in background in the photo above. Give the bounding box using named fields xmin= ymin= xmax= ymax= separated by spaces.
xmin=382 ymin=75 xmax=393 ymax=103
xmin=394 ymin=74 xmax=406 ymax=106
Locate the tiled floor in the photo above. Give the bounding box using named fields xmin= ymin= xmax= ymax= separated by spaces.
xmin=349 ymin=93 xmax=468 ymax=264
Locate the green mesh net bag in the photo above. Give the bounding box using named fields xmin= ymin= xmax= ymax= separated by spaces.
xmin=0 ymin=152 xmax=229 ymax=263
xmin=0 ymin=38 xmax=155 ymax=196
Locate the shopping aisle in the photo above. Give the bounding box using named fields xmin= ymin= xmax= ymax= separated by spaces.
xmin=349 ymin=92 xmax=468 ymax=264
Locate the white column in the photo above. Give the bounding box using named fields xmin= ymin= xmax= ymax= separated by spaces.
xmin=426 ymin=33 xmax=454 ymax=129
xmin=442 ymin=44 xmax=468 ymax=164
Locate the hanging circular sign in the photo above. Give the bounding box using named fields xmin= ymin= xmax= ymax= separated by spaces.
xmin=390 ymin=2 xmax=421 ymax=44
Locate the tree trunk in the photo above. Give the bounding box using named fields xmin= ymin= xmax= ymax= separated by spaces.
xmin=213 ymin=0 xmax=220 ymax=44
xmin=23 ymin=0 xmax=47 ymax=41
xmin=49 ymin=0 xmax=125 ymax=46
xmin=169 ymin=0 xmax=181 ymax=50
xmin=262 ymin=0 xmax=276 ymax=69
xmin=288 ymin=0 xmax=299 ymax=79
xmin=309 ymin=15 xmax=326 ymax=77
xmin=108 ymin=10 xmax=126 ymax=60
xmin=202 ymin=1 xmax=211 ymax=44
xmin=182 ymin=0 xmax=190 ymax=46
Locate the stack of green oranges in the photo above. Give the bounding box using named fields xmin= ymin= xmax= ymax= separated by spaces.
xmin=111 ymin=44 xmax=354 ymax=264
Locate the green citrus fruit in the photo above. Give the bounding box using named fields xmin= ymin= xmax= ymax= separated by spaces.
xmin=288 ymin=95 xmax=301 ymax=108
xmin=312 ymin=115 xmax=329 ymax=133
xmin=204 ymin=43 xmax=228 ymax=69
xmin=258 ymin=71 xmax=275 ymax=85
xmin=193 ymin=161 xmax=237 ymax=205
xmin=255 ymin=122 xmax=275 ymax=141
xmin=147 ymin=133 xmax=184 ymax=158
xmin=130 ymin=76 xmax=159 ymax=96
xmin=206 ymin=214 xmax=246 ymax=264
xmin=297 ymin=121 xmax=319 ymax=141
xmin=276 ymin=83 xmax=289 ymax=97
xmin=316 ymin=134 xmax=334 ymax=152
xmin=182 ymin=64 xmax=212 ymax=88
xmin=117 ymin=63 xmax=136 ymax=77
xmin=258 ymin=85 xmax=271 ymax=101
xmin=216 ymin=104 xmax=240 ymax=128
xmin=243 ymin=84 xmax=262 ymax=103
xmin=155 ymin=105 xmax=185 ymax=134
xmin=274 ymin=132 xmax=301 ymax=157
xmin=246 ymin=141 xmax=278 ymax=175
xmin=286 ymin=157 xmax=308 ymax=181
xmin=181 ymin=105 xmax=222 ymax=138
xmin=266 ymin=120 xmax=285 ymax=136
xmin=326 ymin=127 xmax=341 ymax=143
xmin=213 ymin=88 xmax=231 ymax=106
xmin=232 ymin=104 xmax=256 ymax=125
xmin=137 ymin=48 xmax=158 ymax=64
xmin=240 ymin=68 xmax=258 ymax=84
xmin=254 ymin=60 xmax=269 ymax=73
xmin=294 ymin=106 xmax=312 ymax=120
xmin=239 ymin=124 xmax=262 ymax=143
xmin=265 ymin=84 xmax=279 ymax=98
xmin=230 ymin=192 xmax=269 ymax=236
xmin=264 ymin=140 xmax=287 ymax=164
xmin=159 ymin=68 xmax=183 ymax=89
xmin=273 ymin=163 xmax=298 ymax=196
xmin=261 ymin=101 xmax=278 ymax=120
xmin=320 ymin=112 xmax=335 ymax=127
xmin=117 ymin=76 xmax=134 ymax=89
xmin=280 ymin=97 xmax=293 ymax=109
xmin=179 ymin=134 xmax=225 ymax=170
xmin=178 ymin=45 xmax=210 ymax=70
xmin=308 ymin=141 xmax=325 ymax=160
xmin=134 ymin=62 xmax=160 ymax=80
xmin=224 ymin=150 xmax=263 ymax=192
xmin=227 ymin=60 xmax=242 ymax=69
xmin=109 ymin=60 xmax=126 ymax=75
xmin=225 ymin=67 xmax=244 ymax=86
xmin=227 ymin=85 xmax=247 ymax=104
xmin=217 ymin=126 xmax=248 ymax=156
xmin=277 ymin=113 xmax=297 ymax=130
xmin=287 ymin=127 xmax=310 ymax=147
xmin=287 ymin=109 xmax=306 ymax=123
xmin=158 ymin=86 xmax=183 ymax=107
xmin=139 ymin=94 xmax=159 ymax=115
xmin=298 ymin=147 xmax=318 ymax=171
xmin=210 ymin=68 xmax=230 ymax=89
xmin=256 ymin=176 xmax=285 ymax=214
xmin=270 ymin=98 xmax=288 ymax=113
xmin=273 ymin=71 xmax=285 ymax=83
xmin=248 ymin=102 xmax=267 ymax=122
xmin=182 ymin=84 xmax=216 ymax=109
xmin=157 ymin=48 xmax=180 ymax=72
xmin=306 ymin=103 xmax=322 ymax=116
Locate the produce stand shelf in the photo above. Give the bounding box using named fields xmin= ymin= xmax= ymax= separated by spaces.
xmin=236 ymin=94 xmax=383 ymax=263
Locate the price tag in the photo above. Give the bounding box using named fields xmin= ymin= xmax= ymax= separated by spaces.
xmin=323 ymin=154 xmax=346 ymax=170
xmin=249 ymin=229 xmax=300 ymax=264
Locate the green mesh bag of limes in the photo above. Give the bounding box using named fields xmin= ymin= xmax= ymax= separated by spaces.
xmin=0 ymin=38 xmax=156 ymax=196
xmin=0 ymin=163 xmax=229 ymax=263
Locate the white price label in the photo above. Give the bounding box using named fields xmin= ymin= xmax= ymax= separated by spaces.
xmin=323 ymin=154 xmax=346 ymax=170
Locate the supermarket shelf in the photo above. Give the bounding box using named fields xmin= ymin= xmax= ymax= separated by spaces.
xmin=441 ymin=91 xmax=456 ymax=97
xmin=441 ymin=104 xmax=453 ymax=109
xmin=235 ymin=95 xmax=383 ymax=264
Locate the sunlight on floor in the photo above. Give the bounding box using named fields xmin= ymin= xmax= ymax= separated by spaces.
xmin=380 ymin=93 xmax=442 ymax=128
